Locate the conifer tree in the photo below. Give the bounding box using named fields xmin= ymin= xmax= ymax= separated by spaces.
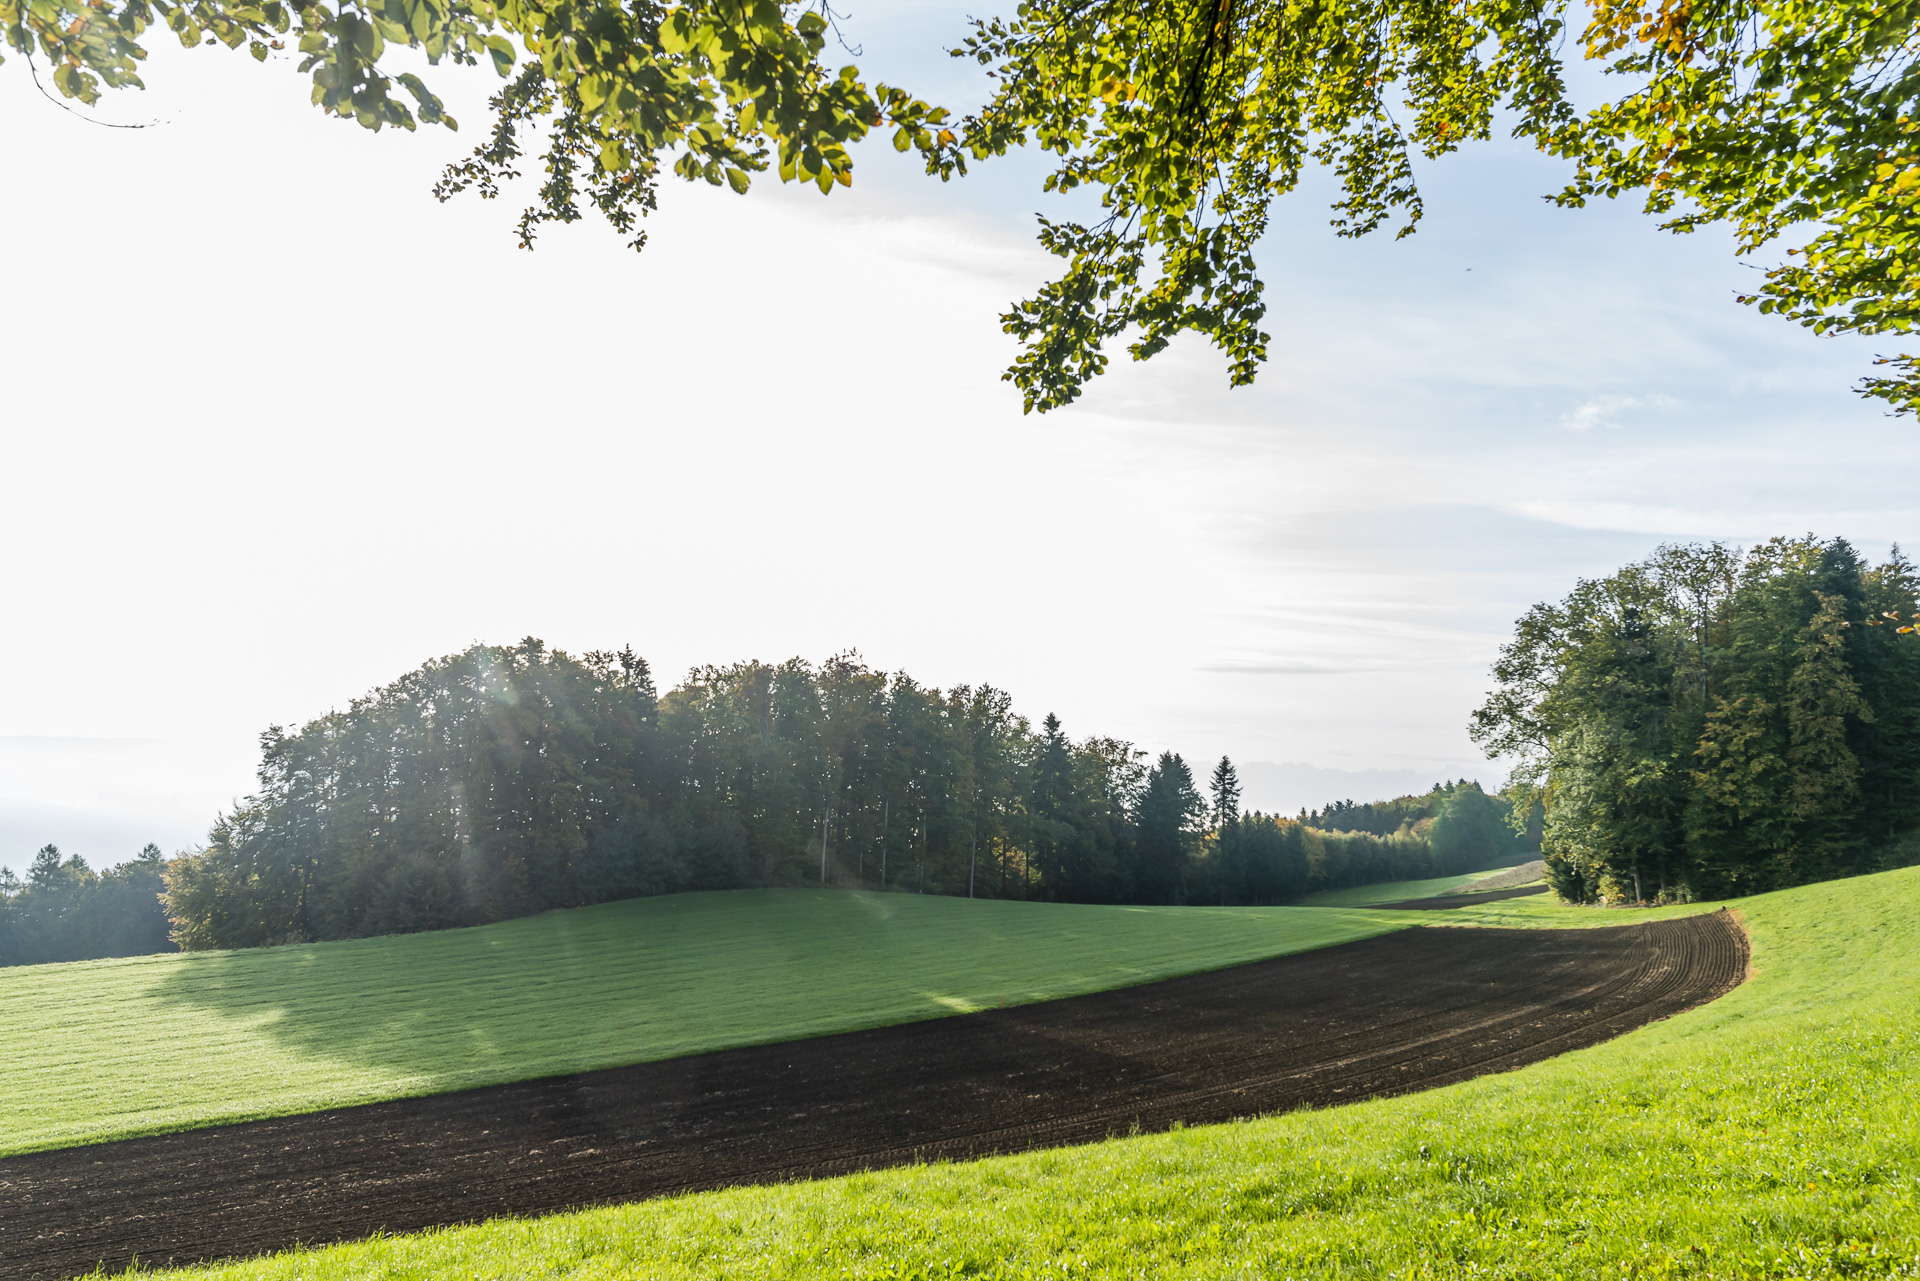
xmin=1208 ymin=756 xmax=1241 ymax=831
xmin=1133 ymin=752 xmax=1204 ymax=905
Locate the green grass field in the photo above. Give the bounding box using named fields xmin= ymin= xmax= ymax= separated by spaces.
xmin=0 ymin=888 xmax=1408 ymax=1157
xmin=1420 ymin=892 xmax=1724 ymax=929
xmin=140 ymin=867 xmax=1920 ymax=1281
xmin=1296 ymin=866 xmax=1514 ymax=907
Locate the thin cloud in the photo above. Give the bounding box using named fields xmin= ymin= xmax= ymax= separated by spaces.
xmin=1557 ymin=393 xmax=1678 ymax=431
xmin=1197 ymin=657 xmax=1357 ymax=676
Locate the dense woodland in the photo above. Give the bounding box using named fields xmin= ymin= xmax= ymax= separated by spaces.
xmin=1475 ymin=537 xmax=1920 ymax=903
xmin=20 ymin=536 xmax=1920 ymax=959
xmin=58 ymin=534 xmax=1920 ymax=963
xmin=154 ymin=642 xmax=1532 ymax=951
xmin=0 ymin=845 xmax=177 ymax=966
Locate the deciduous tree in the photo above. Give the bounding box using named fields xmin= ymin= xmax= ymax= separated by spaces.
xmin=1476 ymin=537 xmax=1920 ymax=903
xmin=10 ymin=0 xmax=1912 ymax=410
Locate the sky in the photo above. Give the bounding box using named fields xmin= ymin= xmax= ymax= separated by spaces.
xmin=4 ymin=5 xmax=1915 ymax=871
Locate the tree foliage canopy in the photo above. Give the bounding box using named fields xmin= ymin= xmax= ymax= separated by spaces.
xmin=155 ymin=639 xmax=1528 ymax=949
xmin=1473 ymin=537 xmax=1920 ymax=904
xmin=6 ymin=0 xmax=1913 ymax=410
xmin=0 ymin=843 xmax=175 ymax=966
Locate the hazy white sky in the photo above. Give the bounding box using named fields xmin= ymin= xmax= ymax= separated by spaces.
xmin=4 ymin=6 xmax=1913 ymax=870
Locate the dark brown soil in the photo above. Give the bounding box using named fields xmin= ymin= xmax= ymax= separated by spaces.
xmin=0 ymin=913 xmax=1747 ymax=1281
xmin=1371 ymin=885 xmax=1552 ymax=910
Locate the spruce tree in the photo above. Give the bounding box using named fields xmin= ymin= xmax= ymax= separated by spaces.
xmin=1133 ymin=753 xmax=1205 ymax=904
xmin=1208 ymin=756 xmax=1242 ymax=831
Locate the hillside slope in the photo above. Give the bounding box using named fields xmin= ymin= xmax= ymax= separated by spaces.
xmin=0 ymin=889 xmax=1403 ymax=1156
xmin=1298 ymin=864 xmax=1518 ymax=906
xmin=147 ymin=866 xmax=1920 ymax=1281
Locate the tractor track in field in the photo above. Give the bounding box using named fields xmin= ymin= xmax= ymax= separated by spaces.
xmin=0 ymin=911 xmax=1747 ymax=1280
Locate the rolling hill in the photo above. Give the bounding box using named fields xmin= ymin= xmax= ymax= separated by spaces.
xmin=0 ymin=888 xmax=1404 ymax=1156
xmin=123 ymin=867 xmax=1920 ymax=1281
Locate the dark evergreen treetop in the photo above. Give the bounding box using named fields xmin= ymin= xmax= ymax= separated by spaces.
xmin=0 ymin=844 xmax=176 ymax=966
xmin=1208 ymin=755 xmax=1241 ymax=830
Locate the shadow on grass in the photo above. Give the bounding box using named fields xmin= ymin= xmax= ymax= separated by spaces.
xmin=140 ymin=890 xmax=1388 ymax=1094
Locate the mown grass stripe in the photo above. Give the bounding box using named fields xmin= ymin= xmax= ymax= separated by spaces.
xmin=1 ymin=889 xmax=1404 ymax=1157
xmin=135 ymin=867 xmax=1920 ymax=1281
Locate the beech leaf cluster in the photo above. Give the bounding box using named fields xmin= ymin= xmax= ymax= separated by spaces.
xmin=7 ymin=0 xmax=1915 ymax=409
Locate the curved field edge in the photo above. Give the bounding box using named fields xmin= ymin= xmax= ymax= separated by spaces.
xmin=0 ymin=890 xmax=1409 ymax=1158
xmin=1402 ymin=892 xmax=1741 ymax=930
xmin=1296 ymin=864 xmax=1519 ymax=907
xmin=136 ymin=867 xmax=1920 ymax=1281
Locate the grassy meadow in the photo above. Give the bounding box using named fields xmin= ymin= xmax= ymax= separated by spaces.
xmin=1300 ymin=861 xmax=1547 ymax=908
xmin=0 ymin=888 xmax=1407 ymax=1157
xmin=1298 ymin=865 xmax=1514 ymax=907
xmin=134 ymin=867 xmax=1920 ymax=1281
xmin=1417 ymin=892 xmax=1725 ymax=929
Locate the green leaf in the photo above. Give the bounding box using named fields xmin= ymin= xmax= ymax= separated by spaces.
xmin=657 ymin=11 xmax=693 ymax=55
xmin=484 ymin=33 xmax=513 ymax=76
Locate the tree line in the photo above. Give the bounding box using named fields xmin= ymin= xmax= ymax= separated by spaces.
xmin=153 ymin=641 xmax=1531 ymax=951
xmin=39 ymin=535 xmax=1920 ymax=959
xmin=1473 ymin=537 xmax=1920 ymax=904
xmin=0 ymin=844 xmax=176 ymax=966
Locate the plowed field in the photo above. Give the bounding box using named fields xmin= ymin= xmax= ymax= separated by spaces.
xmin=0 ymin=913 xmax=1747 ymax=1281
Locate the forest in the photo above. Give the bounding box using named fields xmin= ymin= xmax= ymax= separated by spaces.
xmin=1474 ymin=537 xmax=1920 ymax=903
xmin=0 ymin=844 xmax=176 ymax=966
xmin=50 ymin=532 xmax=1920 ymax=963
xmin=146 ymin=642 xmax=1530 ymax=952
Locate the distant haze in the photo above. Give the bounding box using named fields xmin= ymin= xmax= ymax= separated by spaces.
xmin=3 ymin=11 xmax=1911 ymax=883
xmin=0 ymin=737 xmax=1503 ymax=877
xmin=0 ymin=737 xmax=253 ymax=877
xmin=1236 ymin=761 xmax=1505 ymax=818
